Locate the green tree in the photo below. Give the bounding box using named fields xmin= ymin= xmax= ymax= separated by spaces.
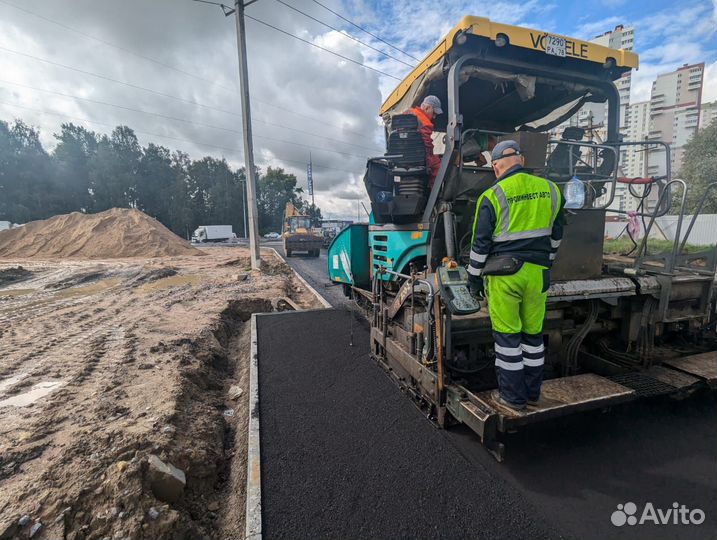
xmin=165 ymin=151 xmax=193 ymax=238
xmin=256 ymin=167 xmax=303 ymax=234
xmin=679 ymin=121 xmax=717 ymax=213
xmin=89 ymin=126 xmax=141 ymax=211
xmin=297 ymin=198 xmax=323 ymax=226
xmin=136 ymin=143 xmax=175 ymax=225
xmin=52 ymin=123 xmax=98 ymax=213
xmin=0 ymin=120 xmax=55 ymax=223
xmin=0 ymin=116 xmax=321 ymax=239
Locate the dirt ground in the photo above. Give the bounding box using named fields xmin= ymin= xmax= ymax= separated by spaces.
xmin=0 ymin=246 xmax=321 ymax=540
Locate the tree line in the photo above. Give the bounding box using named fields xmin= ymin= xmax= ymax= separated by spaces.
xmin=0 ymin=119 xmax=322 ymax=237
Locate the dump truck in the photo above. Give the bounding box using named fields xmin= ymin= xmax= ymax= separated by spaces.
xmin=328 ymin=16 xmax=717 ymax=460
xmin=283 ymin=201 xmax=322 ymax=257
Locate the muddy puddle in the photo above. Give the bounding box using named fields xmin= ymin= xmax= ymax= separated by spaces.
xmin=0 ymin=288 xmax=35 ymax=298
xmin=0 ymin=373 xmax=28 ymax=394
xmin=0 ymin=380 xmax=64 ymax=407
xmin=53 ymin=278 xmax=121 ymax=298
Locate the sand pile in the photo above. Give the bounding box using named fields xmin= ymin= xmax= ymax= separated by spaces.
xmin=0 ymin=208 xmax=202 ymax=259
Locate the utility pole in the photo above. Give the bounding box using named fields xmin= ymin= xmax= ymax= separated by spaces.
xmin=239 ymin=178 xmax=248 ymax=238
xmin=234 ymin=0 xmax=261 ymax=270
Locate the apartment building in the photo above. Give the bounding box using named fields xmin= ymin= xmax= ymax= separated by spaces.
xmin=699 ymin=101 xmax=717 ymax=130
xmin=577 ymin=25 xmax=635 ymax=133
xmin=647 ymin=63 xmax=704 ymax=177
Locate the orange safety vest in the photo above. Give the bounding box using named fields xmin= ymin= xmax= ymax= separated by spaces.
xmin=411 ymin=107 xmax=433 ymax=129
xmin=409 ymin=107 xmax=440 ymax=182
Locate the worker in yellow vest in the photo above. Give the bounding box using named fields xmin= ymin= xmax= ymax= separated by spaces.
xmin=468 ymin=140 xmax=565 ymax=411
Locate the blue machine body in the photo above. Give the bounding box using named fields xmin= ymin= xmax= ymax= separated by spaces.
xmin=327 ymin=216 xmax=429 ymax=287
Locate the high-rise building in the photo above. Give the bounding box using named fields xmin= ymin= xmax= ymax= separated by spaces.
xmin=647 ymin=63 xmax=704 ymax=177
xmin=623 ymin=101 xmax=651 ymax=178
xmin=576 ymin=25 xmax=635 ymax=135
xmin=606 ymin=100 xmax=652 ymax=212
xmin=699 ymin=101 xmax=717 ymax=130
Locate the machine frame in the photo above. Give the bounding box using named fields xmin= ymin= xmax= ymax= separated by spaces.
xmin=328 ymin=18 xmax=717 ymax=461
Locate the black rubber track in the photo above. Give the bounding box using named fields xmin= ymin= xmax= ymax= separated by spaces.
xmin=258 ymin=308 xmax=717 ymax=539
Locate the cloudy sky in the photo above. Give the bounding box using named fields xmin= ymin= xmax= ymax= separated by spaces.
xmin=1 ymin=0 xmax=715 ymax=219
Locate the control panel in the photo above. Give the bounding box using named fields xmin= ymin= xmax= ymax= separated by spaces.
xmin=436 ymin=265 xmax=481 ymax=315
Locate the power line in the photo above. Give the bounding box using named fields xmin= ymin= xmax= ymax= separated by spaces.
xmin=0 ymin=45 xmax=240 ymax=117
xmin=272 ymin=0 xmax=413 ymax=68
xmin=0 ymin=43 xmax=378 ymax=143
xmin=243 ymin=15 xmax=401 ymax=81
xmin=0 ymin=99 xmax=365 ymax=176
xmin=0 ymin=0 xmax=381 ymax=142
xmin=0 ymin=0 xmax=238 ymax=94
xmin=0 ymin=79 xmax=380 ymax=154
xmin=0 ymin=49 xmax=382 ymax=155
xmin=309 ymin=0 xmax=420 ymax=62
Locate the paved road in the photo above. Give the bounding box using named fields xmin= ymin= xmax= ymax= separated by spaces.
xmin=277 ymin=250 xmax=717 ymax=540
xmin=278 ymin=245 xmax=354 ymax=309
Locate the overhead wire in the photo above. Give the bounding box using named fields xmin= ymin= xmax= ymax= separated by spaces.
xmin=0 ymin=2 xmax=378 ymax=141
xmin=0 ymin=79 xmax=380 ymax=154
xmin=0 ymin=51 xmax=382 ymax=159
xmin=0 ymin=0 xmax=238 ymax=94
xmin=0 ymin=45 xmax=240 ymax=117
xmin=243 ymin=15 xmax=402 ymax=81
xmin=189 ymin=0 xmax=404 ymax=80
xmin=309 ymin=0 xmax=420 ymax=62
xmin=0 ymin=99 xmax=363 ymax=176
xmin=272 ymin=0 xmax=414 ymax=68
xmin=0 ymin=3 xmax=380 ymax=177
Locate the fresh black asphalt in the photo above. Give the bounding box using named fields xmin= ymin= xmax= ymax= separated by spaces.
xmin=258 ymin=309 xmax=559 ymax=539
xmin=259 ymin=253 xmax=717 ymax=540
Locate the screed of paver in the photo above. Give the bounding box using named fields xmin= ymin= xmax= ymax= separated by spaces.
xmin=257 ymin=309 xmax=559 ymax=540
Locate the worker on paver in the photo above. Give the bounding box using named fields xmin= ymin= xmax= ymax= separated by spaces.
xmin=468 ymin=140 xmax=565 ymax=411
xmin=408 ymin=95 xmax=443 ymax=184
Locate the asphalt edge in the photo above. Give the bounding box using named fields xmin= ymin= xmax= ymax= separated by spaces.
xmin=265 ymin=247 xmax=332 ymax=309
xmin=244 ymin=313 xmax=262 ymax=540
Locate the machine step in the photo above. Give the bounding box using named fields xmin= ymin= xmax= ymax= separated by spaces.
xmin=472 ymin=373 xmax=635 ymax=431
xmin=663 ymin=352 xmax=717 ymax=388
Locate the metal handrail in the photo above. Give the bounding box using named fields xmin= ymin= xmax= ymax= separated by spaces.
xmin=678 ymin=182 xmax=717 ymax=255
xmin=636 ymin=178 xmax=687 ymax=274
xmin=605 ymin=140 xmax=674 ymax=218
xmin=545 ymin=139 xmax=619 ymax=209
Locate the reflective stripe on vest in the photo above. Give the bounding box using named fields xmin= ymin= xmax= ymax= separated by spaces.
xmin=474 ymin=172 xmax=560 ymax=244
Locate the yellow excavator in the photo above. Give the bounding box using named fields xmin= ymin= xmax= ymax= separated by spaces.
xmin=282 ymin=201 xmax=323 ymax=257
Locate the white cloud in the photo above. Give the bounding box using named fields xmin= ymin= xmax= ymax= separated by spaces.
xmin=0 ymin=0 xmax=715 ymax=221
xmin=574 ymin=16 xmax=623 ymax=40
xmin=0 ymin=0 xmax=388 ymax=218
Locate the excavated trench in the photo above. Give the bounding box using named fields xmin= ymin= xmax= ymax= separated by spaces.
xmin=19 ymin=296 xmax=280 ymax=540
xmin=152 ymin=297 xmax=272 ymax=540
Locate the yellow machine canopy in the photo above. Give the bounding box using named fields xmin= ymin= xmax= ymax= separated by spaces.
xmin=380 ymin=16 xmax=639 ymax=134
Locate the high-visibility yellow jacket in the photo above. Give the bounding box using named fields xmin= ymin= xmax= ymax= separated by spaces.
xmin=468 ymin=167 xmax=564 ymax=278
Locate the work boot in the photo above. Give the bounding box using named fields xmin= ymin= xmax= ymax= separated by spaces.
xmin=527 ymin=396 xmax=540 ymax=407
xmin=491 ymin=390 xmax=526 ymax=412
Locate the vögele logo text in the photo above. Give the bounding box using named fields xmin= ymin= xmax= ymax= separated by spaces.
xmin=611 ymin=502 xmax=705 ymax=526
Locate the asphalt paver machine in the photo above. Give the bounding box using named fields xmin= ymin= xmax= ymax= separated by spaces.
xmin=328 ymin=16 xmax=717 ymax=460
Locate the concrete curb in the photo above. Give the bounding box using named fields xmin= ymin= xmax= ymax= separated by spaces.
xmin=266 ymin=247 xmax=332 ymax=309
xmin=245 ymin=314 xmax=262 ymax=540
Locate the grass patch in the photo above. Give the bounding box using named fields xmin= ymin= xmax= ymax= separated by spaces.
xmin=603 ymin=237 xmax=712 ymax=255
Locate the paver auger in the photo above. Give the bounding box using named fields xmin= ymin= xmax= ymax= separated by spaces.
xmin=328 ymin=16 xmax=717 ymax=460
